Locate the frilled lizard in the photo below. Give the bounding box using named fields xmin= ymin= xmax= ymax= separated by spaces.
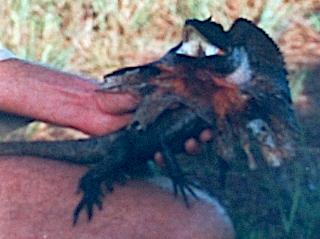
xmin=0 ymin=18 xmax=299 ymax=224
xmin=101 ymin=17 xmax=298 ymax=168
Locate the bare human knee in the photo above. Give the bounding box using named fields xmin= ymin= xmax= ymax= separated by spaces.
xmin=0 ymin=157 xmax=234 ymax=239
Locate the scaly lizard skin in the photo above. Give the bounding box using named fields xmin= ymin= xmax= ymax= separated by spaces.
xmin=101 ymin=18 xmax=299 ymax=168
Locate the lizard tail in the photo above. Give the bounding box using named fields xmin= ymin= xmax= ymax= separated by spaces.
xmin=0 ymin=133 xmax=121 ymax=165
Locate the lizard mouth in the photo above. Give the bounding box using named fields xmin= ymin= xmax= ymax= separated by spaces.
xmin=175 ymin=25 xmax=224 ymax=57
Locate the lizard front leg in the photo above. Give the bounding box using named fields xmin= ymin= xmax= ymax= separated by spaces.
xmin=131 ymin=92 xmax=214 ymax=131
xmin=73 ymin=145 xmax=129 ymax=225
xmin=73 ymin=163 xmax=127 ymax=225
xmin=160 ymin=137 xmax=199 ymax=207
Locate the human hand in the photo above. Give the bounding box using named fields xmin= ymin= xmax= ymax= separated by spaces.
xmin=0 ymin=59 xmax=139 ymax=136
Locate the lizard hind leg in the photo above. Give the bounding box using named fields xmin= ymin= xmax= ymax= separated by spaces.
xmin=73 ymin=169 xmax=105 ymax=226
xmin=72 ymin=163 xmax=128 ymax=225
xmin=160 ymin=138 xmax=200 ymax=207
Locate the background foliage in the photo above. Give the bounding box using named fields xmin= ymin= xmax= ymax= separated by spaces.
xmin=1 ymin=0 xmax=319 ymax=77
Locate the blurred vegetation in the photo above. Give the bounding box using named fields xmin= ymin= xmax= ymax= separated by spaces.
xmin=0 ymin=0 xmax=319 ymax=238
xmin=1 ymin=0 xmax=319 ymax=78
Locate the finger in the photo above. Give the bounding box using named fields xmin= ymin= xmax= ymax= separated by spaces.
xmin=95 ymin=91 xmax=140 ymax=114
xmin=199 ymin=129 xmax=213 ymax=143
xmin=184 ymin=138 xmax=200 ymax=155
xmin=154 ymin=152 xmax=165 ymax=167
xmin=86 ymin=113 xmax=132 ymax=136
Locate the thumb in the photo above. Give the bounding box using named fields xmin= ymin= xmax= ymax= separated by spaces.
xmin=94 ymin=90 xmax=140 ymax=115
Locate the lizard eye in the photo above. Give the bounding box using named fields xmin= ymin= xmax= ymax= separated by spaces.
xmin=175 ymin=25 xmax=224 ymax=57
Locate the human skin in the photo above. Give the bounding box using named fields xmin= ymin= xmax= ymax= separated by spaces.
xmin=0 ymin=59 xmax=233 ymax=238
xmin=0 ymin=157 xmax=234 ymax=239
xmin=0 ymin=59 xmax=139 ymax=136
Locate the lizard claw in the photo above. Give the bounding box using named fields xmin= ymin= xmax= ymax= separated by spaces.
xmin=169 ymin=172 xmax=200 ymax=207
xmin=72 ymin=174 xmax=104 ymax=226
xmin=73 ymin=190 xmax=104 ymax=225
xmin=72 ymin=168 xmax=129 ymax=225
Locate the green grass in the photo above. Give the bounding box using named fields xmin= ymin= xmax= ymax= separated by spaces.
xmin=309 ymin=12 xmax=320 ymax=31
xmin=289 ymin=70 xmax=311 ymax=102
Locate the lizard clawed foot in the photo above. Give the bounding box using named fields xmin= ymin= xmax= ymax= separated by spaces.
xmin=104 ymin=169 xmax=128 ymax=191
xmin=73 ymin=168 xmax=129 ymax=225
xmin=169 ymin=171 xmax=200 ymax=207
xmin=161 ymin=138 xmax=200 ymax=207
xmin=73 ymin=173 xmax=104 ymax=226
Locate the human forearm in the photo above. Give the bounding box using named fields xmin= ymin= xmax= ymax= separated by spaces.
xmin=0 ymin=59 xmax=138 ymax=135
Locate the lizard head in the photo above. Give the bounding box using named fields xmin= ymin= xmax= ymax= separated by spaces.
xmin=170 ymin=18 xmax=252 ymax=87
xmin=174 ymin=18 xmax=288 ymax=90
